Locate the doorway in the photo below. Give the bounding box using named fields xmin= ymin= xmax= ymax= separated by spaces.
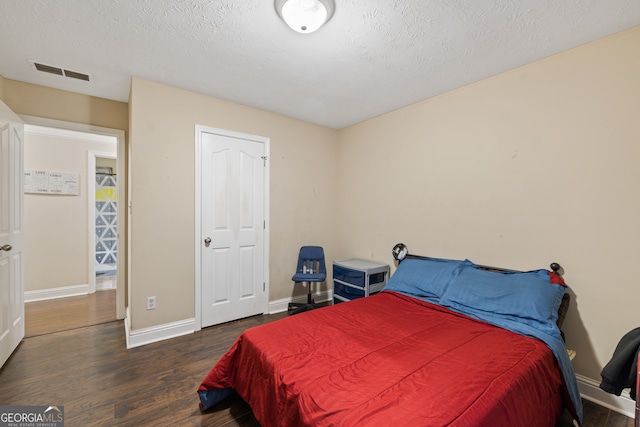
xmin=21 ymin=117 xmax=125 ymax=336
xmin=90 ymin=152 xmax=118 ymax=294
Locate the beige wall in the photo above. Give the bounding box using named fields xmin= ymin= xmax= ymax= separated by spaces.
xmin=24 ymin=131 xmax=117 ymax=292
xmin=0 ymin=74 xmax=5 ymax=100
xmin=337 ymin=26 xmax=640 ymax=381
xmin=1 ymin=79 xmax=128 ymax=131
xmin=96 ymin=157 xmax=117 ymax=172
xmin=129 ymin=77 xmax=338 ymax=330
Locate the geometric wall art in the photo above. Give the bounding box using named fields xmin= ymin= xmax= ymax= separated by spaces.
xmin=95 ymin=173 xmax=117 ymax=276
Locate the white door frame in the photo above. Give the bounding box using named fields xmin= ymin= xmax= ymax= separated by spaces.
xmin=194 ymin=125 xmax=270 ymax=331
xmin=20 ymin=115 xmax=126 ymax=320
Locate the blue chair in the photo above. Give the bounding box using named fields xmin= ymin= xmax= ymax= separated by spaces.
xmin=288 ymin=246 xmax=327 ymax=315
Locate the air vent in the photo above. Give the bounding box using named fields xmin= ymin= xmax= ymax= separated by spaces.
xmin=29 ymin=60 xmax=92 ymax=82
xmin=63 ymin=69 xmax=91 ymax=81
xmin=34 ymin=62 xmax=63 ymax=76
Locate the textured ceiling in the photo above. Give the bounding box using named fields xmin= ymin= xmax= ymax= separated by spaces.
xmin=1 ymin=0 xmax=639 ymax=129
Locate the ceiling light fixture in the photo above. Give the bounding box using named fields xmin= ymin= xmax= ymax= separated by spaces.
xmin=275 ymin=0 xmax=335 ymax=34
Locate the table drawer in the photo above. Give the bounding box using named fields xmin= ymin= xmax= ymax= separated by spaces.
xmin=333 ymin=280 xmax=365 ymax=299
xmin=333 ymin=265 xmax=365 ymax=287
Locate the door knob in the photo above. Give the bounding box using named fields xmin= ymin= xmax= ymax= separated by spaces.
xmin=1 ymin=244 xmax=12 ymax=251
xmin=204 ymin=237 xmax=211 ymax=247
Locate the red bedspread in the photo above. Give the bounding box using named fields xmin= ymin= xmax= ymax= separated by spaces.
xmin=199 ymin=291 xmax=565 ymax=427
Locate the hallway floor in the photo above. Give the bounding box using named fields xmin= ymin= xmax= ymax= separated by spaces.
xmin=25 ymin=289 xmax=116 ymax=337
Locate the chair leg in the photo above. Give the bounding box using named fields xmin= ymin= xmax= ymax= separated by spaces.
xmin=307 ymin=283 xmax=314 ymax=304
xmin=288 ymin=282 xmax=320 ymax=315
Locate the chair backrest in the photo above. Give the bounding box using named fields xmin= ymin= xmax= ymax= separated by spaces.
xmin=295 ymin=246 xmax=326 ymax=275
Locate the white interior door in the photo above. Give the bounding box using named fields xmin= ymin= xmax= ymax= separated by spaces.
xmin=0 ymin=101 xmax=24 ymax=368
xmin=200 ymin=128 xmax=268 ymax=328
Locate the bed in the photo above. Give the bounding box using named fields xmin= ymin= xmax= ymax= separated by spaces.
xmin=198 ymin=254 xmax=583 ymax=427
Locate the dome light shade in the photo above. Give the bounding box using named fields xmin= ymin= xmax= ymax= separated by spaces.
xmin=275 ymin=0 xmax=335 ymax=34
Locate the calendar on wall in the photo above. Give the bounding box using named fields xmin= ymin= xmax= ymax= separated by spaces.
xmin=24 ymin=169 xmax=79 ymax=195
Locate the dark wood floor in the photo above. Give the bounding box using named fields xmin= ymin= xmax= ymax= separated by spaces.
xmin=578 ymin=400 xmax=635 ymax=427
xmin=0 ymin=313 xmax=284 ymax=426
xmin=1 ymin=307 xmax=634 ymax=426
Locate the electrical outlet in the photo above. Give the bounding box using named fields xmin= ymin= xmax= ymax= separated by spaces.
xmin=146 ymin=296 xmax=156 ymax=310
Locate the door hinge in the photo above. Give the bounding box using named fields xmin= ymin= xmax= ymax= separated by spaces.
xmin=263 ymin=282 xmax=266 ymax=291
xmin=263 ymin=220 xmax=266 ymax=229
xmin=261 ymin=155 xmax=267 ymax=166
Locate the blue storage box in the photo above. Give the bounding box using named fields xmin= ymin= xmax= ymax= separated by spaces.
xmin=332 ymin=259 xmax=389 ymax=304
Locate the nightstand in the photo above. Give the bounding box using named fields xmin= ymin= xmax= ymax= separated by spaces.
xmin=333 ymin=259 xmax=389 ymax=304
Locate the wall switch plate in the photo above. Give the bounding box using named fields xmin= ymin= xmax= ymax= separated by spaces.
xmin=146 ymin=296 xmax=156 ymax=310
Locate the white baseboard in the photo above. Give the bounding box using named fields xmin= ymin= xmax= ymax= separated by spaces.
xmin=24 ymin=284 xmax=89 ymax=302
xmin=269 ymin=289 xmax=333 ymax=314
xmin=126 ymin=316 xmax=195 ymax=349
xmin=124 ymin=290 xmax=334 ymax=349
xmin=576 ymin=374 xmax=635 ymax=418
xmin=124 ymin=307 xmax=131 ymax=349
